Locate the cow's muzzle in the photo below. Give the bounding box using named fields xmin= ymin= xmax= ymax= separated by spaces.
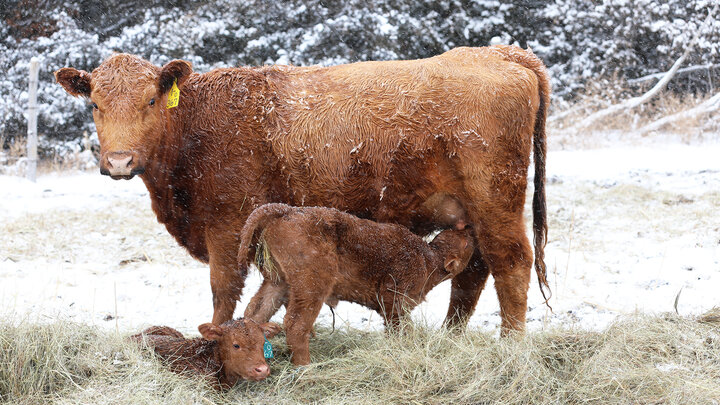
xmin=100 ymin=151 xmax=144 ymax=179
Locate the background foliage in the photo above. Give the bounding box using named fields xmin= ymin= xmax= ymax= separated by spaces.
xmin=1 ymin=0 xmax=718 ymax=152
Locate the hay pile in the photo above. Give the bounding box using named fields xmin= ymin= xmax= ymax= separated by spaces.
xmin=1 ymin=310 xmax=718 ymax=404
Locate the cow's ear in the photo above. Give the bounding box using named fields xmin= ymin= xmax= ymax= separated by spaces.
xmin=55 ymin=68 xmax=92 ymax=98
xmin=198 ymin=323 xmax=224 ymax=341
xmin=159 ymin=60 xmax=192 ymax=94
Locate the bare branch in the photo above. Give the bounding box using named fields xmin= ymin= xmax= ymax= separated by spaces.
xmin=637 ymin=92 xmax=720 ymax=135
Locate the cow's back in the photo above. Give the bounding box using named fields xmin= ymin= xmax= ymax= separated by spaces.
xmin=262 ymin=46 xmax=540 ymax=226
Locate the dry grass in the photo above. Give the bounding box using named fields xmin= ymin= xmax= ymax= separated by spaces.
xmin=37 ymin=133 xmax=99 ymax=174
xmin=1 ymin=311 xmax=718 ymax=404
xmin=549 ymin=85 xmax=720 ymax=148
xmin=0 ymin=133 xmax=98 ymax=176
xmin=37 ymin=154 xmax=96 ymax=175
xmin=0 ymin=137 xmax=28 ymax=176
xmin=0 ymin=318 xmax=222 ymax=405
xmin=254 ymin=234 xmax=280 ymax=282
xmin=0 ymin=204 xmax=191 ymax=268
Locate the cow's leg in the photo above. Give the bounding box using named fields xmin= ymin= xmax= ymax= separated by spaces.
xmin=481 ymin=219 xmax=533 ymax=334
xmin=453 ymin=137 xmax=534 ymax=334
xmin=460 ymin=203 xmax=532 ymax=334
xmin=244 ymin=279 xmax=288 ymax=323
xmin=284 ymin=290 xmax=325 ymax=365
xmin=207 ymin=230 xmax=245 ymax=325
xmin=383 ymin=302 xmax=414 ymax=333
xmin=444 ymin=249 xmax=491 ymax=329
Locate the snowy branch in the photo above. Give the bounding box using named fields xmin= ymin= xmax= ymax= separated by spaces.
xmin=628 ymin=64 xmax=720 ymax=84
xmin=571 ymin=5 xmax=716 ymax=131
xmin=572 ymin=51 xmax=690 ymax=130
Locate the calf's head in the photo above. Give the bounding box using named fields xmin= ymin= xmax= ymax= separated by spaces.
xmin=198 ymin=319 xmax=281 ymax=383
xmin=55 ymin=54 xmax=192 ymax=179
xmin=432 ymin=228 xmax=475 ymax=276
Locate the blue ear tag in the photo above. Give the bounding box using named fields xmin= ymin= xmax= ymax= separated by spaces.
xmin=263 ymin=336 xmax=274 ymax=359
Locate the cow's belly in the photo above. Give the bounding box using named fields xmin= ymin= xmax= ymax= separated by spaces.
xmin=291 ymin=150 xmax=467 ymax=234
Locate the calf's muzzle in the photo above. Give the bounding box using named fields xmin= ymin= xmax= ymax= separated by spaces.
xmin=246 ymin=363 xmax=270 ymax=381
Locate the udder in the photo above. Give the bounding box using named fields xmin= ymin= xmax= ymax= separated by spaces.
xmin=419 ymin=192 xmax=468 ymax=230
xmin=371 ymin=191 xmax=468 ymax=235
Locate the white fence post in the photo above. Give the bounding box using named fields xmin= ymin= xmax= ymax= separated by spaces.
xmin=27 ymin=57 xmax=39 ymax=182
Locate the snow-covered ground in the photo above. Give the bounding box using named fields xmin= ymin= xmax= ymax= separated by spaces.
xmin=1 ymin=138 xmax=719 ymax=335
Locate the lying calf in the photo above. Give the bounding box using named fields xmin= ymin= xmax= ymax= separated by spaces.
xmin=238 ymin=203 xmax=475 ymax=365
xmin=131 ymin=320 xmax=280 ymax=389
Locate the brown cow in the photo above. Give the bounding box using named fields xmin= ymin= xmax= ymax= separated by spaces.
xmin=238 ymin=203 xmax=475 ymax=365
xmin=55 ymin=45 xmax=550 ymax=334
xmin=131 ymin=320 xmax=281 ymax=389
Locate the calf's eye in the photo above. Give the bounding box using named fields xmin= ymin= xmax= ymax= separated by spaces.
xmin=149 ymin=98 xmax=155 ymax=106
xmin=92 ymin=103 xmax=98 ymax=110
xmin=233 ymin=344 xmax=240 ymax=349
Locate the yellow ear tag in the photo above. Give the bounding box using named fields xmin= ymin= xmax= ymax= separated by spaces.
xmin=166 ymin=79 xmax=180 ymax=109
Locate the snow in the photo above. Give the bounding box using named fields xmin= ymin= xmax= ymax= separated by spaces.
xmin=548 ymin=144 xmax=720 ymax=192
xmin=1 ymin=139 xmax=719 ymax=335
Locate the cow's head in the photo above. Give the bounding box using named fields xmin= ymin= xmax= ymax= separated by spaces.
xmin=198 ymin=319 xmax=281 ymax=383
xmin=55 ymin=54 xmax=192 ymax=179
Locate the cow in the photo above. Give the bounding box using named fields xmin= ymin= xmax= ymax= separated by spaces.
xmin=55 ymin=45 xmax=550 ymax=335
xmin=131 ymin=320 xmax=281 ymax=389
xmin=236 ymin=203 xmax=475 ymax=365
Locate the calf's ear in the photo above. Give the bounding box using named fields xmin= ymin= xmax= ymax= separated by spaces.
xmin=444 ymin=257 xmax=465 ymax=276
xmin=55 ymin=68 xmax=92 ymax=97
xmin=158 ymin=60 xmax=192 ymax=94
xmin=260 ymin=322 xmax=282 ymax=339
xmin=198 ymin=323 xmax=224 ymax=341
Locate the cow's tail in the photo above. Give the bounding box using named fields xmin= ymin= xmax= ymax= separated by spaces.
xmin=237 ymin=203 xmax=295 ymax=271
xmin=494 ymin=45 xmax=552 ymax=308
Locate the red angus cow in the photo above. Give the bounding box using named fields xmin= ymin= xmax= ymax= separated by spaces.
xmin=56 ymin=45 xmax=550 ymax=334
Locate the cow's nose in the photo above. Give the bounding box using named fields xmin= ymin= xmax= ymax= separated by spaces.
xmin=107 ymin=154 xmax=133 ymax=170
xmin=252 ymin=364 xmax=270 ymax=379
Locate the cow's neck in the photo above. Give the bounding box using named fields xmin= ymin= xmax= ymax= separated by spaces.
xmin=137 ymin=69 xmax=277 ymax=262
xmin=139 ymin=90 xmax=208 ymax=261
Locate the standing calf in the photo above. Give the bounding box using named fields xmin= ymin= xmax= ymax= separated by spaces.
xmin=238 ymin=203 xmax=475 ymax=365
xmin=131 ymin=320 xmax=280 ymax=389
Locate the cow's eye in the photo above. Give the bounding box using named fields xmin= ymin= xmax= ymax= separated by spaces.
xmin=149 ymin=98 xmax=155 ymax=106
xmin=92 ymin=103 xmax=98 ymax=110
xmin=233 ymin=344 xmax=240 ymax=349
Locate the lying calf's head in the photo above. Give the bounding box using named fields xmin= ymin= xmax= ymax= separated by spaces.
xmin=198 ymin=319 xmax=281 ymax=382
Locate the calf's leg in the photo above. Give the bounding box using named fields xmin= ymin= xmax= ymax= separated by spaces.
xmin=382 ymin=306 xmax=407 ymax=333
xmin=244 ymin=279 xmax=288 ymax=323
xmin=284 ymin=291 xmax=326 ymax=365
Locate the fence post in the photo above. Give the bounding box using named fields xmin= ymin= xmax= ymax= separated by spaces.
xmin=27 ymin=57 xmax=39 ymax=182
